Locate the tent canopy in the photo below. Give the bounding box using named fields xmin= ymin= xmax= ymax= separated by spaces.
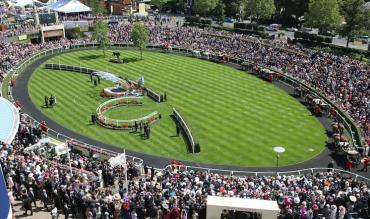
xmin=206 ymin=196 xmax=280 ymax=219
xmin=9 ymin=0 xmax=46 ymax=7
xmin=48 ymin=0 xmax=91 ymax=13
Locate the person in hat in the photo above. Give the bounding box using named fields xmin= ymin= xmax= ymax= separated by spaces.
xmin=361 ymin=157 xmax=370 ymax=172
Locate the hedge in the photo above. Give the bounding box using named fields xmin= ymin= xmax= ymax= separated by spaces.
xmin=234 ymin=28 xmax=269 ymax=38
xmin=234 ymin=22 xmax=265 ymax=32
xmin=294 ymin=31 xmax=333 ymax=44
xmin=185 ymin=17 xmax=212 ymax=27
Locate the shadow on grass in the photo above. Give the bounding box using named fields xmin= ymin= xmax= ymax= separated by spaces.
xmin=41 ymin=105 xmax=54 ymax=109
xmin=79 ymin=55 xmax=104 ymax=60
xmin=122 ymin=57 xmax=141 ymax=63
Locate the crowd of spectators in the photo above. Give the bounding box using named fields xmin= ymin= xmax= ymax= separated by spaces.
xmin=0 ymin=21 xmax=39 ymax=38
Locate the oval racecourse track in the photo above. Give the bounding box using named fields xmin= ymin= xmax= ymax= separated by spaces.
xmin=12 ymin=47 xmax=358 ymax=174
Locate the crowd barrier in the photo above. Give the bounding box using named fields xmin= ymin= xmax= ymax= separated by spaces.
xmin=1 ymin=42 xmax=366 ymax=178
xmin=172 ymin=108 xmax=199 ymax=153
xmin=96 ymin=96 xmax=160 ymax=130
xmin=146 ymin=88 xmax=161 ymax=102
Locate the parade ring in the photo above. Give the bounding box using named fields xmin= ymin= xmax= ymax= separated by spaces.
xmin=96 ymin=96 xmax=159 ymax=130
xmin=12 ymin=46 xmax=341 ymax=172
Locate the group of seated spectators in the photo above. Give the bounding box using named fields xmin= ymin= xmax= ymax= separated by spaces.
xmin=0 ymin=21 xmax=39 ymax=38
xmin=2 ymin=113 xmax=370 ymax=219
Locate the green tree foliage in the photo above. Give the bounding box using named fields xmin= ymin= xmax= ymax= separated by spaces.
xmin=275 ymin=0 xmax=309 ymax=26
xmin=213 ymin=0 xmax=226 ymax=23
xmin=92 ymin=20 xmax=109 ymax=57
xmin=338 ymin=0 xmax=370 ymax=48
xmin=305 ymin=0 xmax=341 ymax=32
xmin=193 ymin=0 xmax=218 ymax=16
xmin=131 ymin=22 xmax=149 ymax=60
xmin=87 ymin=0 xmax=106 ymax=14
xmin=151 ymin=0 xmax=168 ymax=11
xmin=223 ymin=0 xmax=243 ymax=18
xmin=244 ymin=0 xmax=276 ymax=23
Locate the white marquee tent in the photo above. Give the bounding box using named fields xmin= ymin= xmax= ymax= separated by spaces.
xmin=48 ymin=0 xmax=91 ymax=13
xmin=8 ymin=0 xmax=46 ymax=7
xmin=206 ymin=196 xmax=280 ymax=219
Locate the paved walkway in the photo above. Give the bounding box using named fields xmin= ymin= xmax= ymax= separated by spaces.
xmin=13 ymin=200 xmax=51 ymax=219
xmin=11 ymin=48 xmax=370 ymax=178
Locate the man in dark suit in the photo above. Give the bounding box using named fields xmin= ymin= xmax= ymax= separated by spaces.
xmin=22 ymin=193 xmax=33 ymax=216
xmin=28 ymin=188 xmax=37 ymax=207
xmin=40 ymin=189 xmax=49 ymax=210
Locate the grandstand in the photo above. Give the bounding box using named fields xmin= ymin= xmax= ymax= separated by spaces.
xmin=1 ymin=4 xmax=370 ymax=219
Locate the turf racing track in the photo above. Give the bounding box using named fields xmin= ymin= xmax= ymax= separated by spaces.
xmin=11 ymin=45 xmax=366 ymax=176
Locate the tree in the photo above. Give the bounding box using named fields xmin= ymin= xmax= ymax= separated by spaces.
xmin=244 ymin=0 xmax=276 ymax=23
xmin=131 ymin=22 xmax=149 ymax=60
xmin=275 ymin=0 xmax=309 ymax=27
xmin=305 ymin=0 xmax=341 ymax=33
xmin=338 ymin=0 xmax=370 ymax=48
xmin=87 ymin=0 xmax=106 ymax=14
xmin=213 ymin=0 xmax=225 ymax=24
xmin=223 ymin=0 xmax=243 ymax=18
xmin=151 ymin=0 xmax=168 ymax=12
xmin=92 ymin=20 xmax=110 ymax=57
xmin=193 ymin=0 xmax=218 ymax=16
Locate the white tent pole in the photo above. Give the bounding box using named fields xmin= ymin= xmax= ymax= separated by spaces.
xmin=67 ymin=146 xmax=73 ymax=175
xmin=124 ymin=149 xmax=128 ymax=193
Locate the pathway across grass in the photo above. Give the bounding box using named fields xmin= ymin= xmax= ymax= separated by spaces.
xmin=28 ymin=49 xmax=327 ymax=167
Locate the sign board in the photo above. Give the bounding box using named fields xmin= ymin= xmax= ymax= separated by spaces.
xmin=18 ymin=34 xmax=27 ymax=41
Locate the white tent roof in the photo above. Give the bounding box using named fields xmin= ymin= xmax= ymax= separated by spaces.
xmin=9 ymin=0 xmax=46 ymax=7
xmin=365 ymin=2 xmax=370 ymax=10
xmin=206 ymin=196 xmax=280 ymax=219
xmin=48 ymin=0 xmax=91 ymax=13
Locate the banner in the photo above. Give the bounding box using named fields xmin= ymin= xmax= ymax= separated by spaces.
xmin=108 ymin=153 xmax=126 ymax=168
xmin=55 ymin=143 xmax=69 ymax=156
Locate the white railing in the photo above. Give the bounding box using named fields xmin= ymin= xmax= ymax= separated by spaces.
xmin=2 ymin=43 xmax=367 ymax=179
xmin=170 ymin=165 xmax=370 ymax=182
xmin=173 ymin=108 xmax=197 ymax=153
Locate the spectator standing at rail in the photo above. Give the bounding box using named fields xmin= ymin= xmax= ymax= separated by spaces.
xmin=345 ymin=159 xmax=353 ymax=171
xmin=361 ymin=157 xmax=370 ymax=172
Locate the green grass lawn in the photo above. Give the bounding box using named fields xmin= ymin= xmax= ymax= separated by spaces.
xmin=28 ymin=49 xmax=327 ymax=167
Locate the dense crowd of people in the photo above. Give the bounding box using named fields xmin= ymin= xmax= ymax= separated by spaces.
xmin=0 ymin=21 xmax=39 ymax=38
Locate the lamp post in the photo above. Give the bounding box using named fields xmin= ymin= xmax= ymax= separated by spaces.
xmin=273 ymin=146 xmax=285 ymax=177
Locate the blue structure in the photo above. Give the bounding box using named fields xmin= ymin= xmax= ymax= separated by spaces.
xmin=0 ymin=97 xmax=19 ymax=144
xmin=0 ymin=166 xmax=12 ymax=219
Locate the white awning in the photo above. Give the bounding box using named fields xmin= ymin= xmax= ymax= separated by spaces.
xmin=48 ymin=0 xmax=91 ymax=13
xmin=10 ymin=0 xmax=46 ymax=7
xmin=206 ymin=196 xmax=280 ymax=219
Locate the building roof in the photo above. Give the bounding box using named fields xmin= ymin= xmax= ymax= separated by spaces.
xmin=48 ymin=0 xmax=91 ymax=13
